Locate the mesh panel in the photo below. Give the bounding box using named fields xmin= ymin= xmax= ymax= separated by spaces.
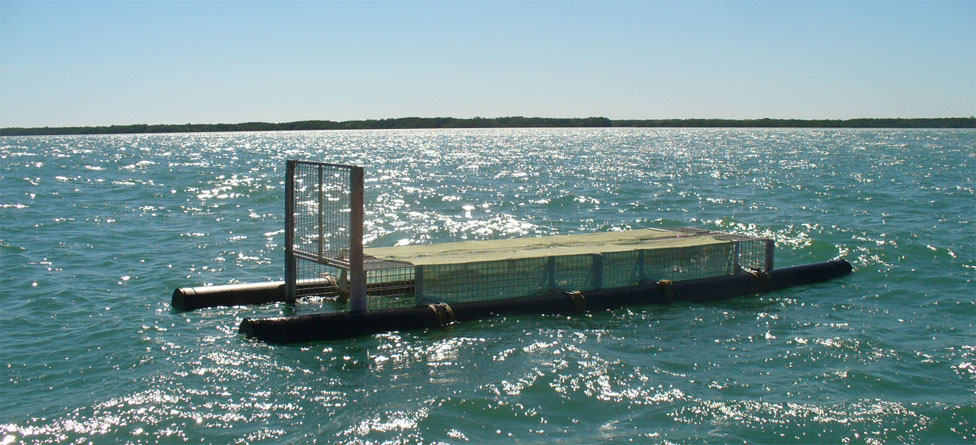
xmin=603 ymin=250 xmax=641 ymax=289
xmin=296 ymin=262 xmax=344 ymax=298
xmin=736 ymin=239 xmax=768 ymax=271
xmin=292 ymin=162 xmax=351 ymax=269
xmin=418 ymin=258 xmax=549 ymax=305
xmin=381 ymin=234 xmax=767 ymax=309
xmin=286 ymin=161 xmax=361 ymax=307
xmin=364 ymin=262 xmax=415 ymax=310
xmin=553 ymin=254 xmax=596 ymax=291
xmin=642 ymin=244 xmax=736 ymax=283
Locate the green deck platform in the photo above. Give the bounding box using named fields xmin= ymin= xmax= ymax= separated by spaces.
xmin=364 ymin=228 xmax=729 ymax=266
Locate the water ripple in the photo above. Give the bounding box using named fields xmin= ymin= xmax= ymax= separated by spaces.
xmin=1 ymin=128 xmax=973 ymax=443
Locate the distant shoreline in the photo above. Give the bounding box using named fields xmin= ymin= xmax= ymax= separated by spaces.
xmin=2 ymin=116 xmax=973 ymax=136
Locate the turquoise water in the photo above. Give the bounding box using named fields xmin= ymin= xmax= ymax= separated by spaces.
xmin=1 ymin=128 xmax=973 ymax=443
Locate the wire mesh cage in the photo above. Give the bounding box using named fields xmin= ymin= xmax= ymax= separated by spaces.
xmin=284 ymin=159 xmax=774 ymax=315
xmin=406 ymin=238 xmax=770 ymax=307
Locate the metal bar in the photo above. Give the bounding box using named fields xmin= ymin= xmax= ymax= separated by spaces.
xmin=637 ymin=250 xmax=645 ymax=282
xmin=732 ymin=242 xmax=741 ymax=274
xmin=546 ymin=256 xmax=555 ymax=289
xmin=284 ymin=160 xmax=362 ymax=169
xmin=591 ymin=254 xmax=603 ymax=290
xmin=765 ymin=239 xmax=775 ymax=271
xmin=348 ymin=166 xmax=366 ymax=312
xmin=414 ymin=266 xmax=424 ymax=304
xmin=284 ymin=160 xmax=297 ymax=304
xmin=317 ymin=165 xmax=324 ymax=260
xmin=293 ymin=250 xmax=350 ymax=269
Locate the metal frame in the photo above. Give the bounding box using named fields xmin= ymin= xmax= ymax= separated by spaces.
xmin=284 ymin=160 xmax=366 ymax=312
xmin=280 ymin=161 xmax=775 ymax=314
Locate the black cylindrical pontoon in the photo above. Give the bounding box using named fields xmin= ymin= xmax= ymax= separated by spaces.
xmin=239 ymin=259 xmax=852 ymax=344
xmin=173 ymin=281 xmax=288 ymax=312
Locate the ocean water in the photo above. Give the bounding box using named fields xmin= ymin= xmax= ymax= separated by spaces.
xmin=0 ymin=128 xmax=973 ymax=444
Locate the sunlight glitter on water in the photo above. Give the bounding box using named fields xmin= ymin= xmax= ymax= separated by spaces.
xmin=1 ymin=128 xmax=974 ymax=443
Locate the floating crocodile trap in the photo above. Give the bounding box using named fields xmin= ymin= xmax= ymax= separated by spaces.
xmin=172 ymin=159 xmax=851 ymax=343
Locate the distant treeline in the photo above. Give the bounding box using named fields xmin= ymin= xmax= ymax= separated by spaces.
xmin=2 ymin=116 xmax=973 ymax=136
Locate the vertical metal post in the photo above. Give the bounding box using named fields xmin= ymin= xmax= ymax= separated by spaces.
xmin=546 ymin=257 xmax=556 ymax=290
xmin=414 ymin=266 xmax=425 ymax=305
xmin=764 ymin=239 xmax=775 ymax=271
xmin=637 ymin=250 xmax=646 ymax=282
xmin=349 ymin=166 xmax=367 ymax=312
xmin=545 ymin=256 xmax=556 ymax=289
xmin=732 ymin=242 xmax=741 ymax=274
xmin=317 ymin=165 xmax=324 ymax=259
xmin=284 ymin=160 xmax=297 ymax=304
xmin=591 ymin=254 xmax=603 ymax=290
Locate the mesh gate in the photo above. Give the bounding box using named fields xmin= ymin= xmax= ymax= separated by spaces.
xmin=284 ymin=160 xmax=367 ymax=311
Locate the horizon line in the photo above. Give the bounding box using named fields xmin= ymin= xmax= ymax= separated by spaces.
xmin=2 ymin=116 xmax=974 ymax=136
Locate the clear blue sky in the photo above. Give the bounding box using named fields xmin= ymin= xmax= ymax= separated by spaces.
xmin=1 ymin=0 xmax=973 ymax=127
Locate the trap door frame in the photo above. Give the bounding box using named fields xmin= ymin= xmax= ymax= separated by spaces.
xmin=284 ymin=160 xmax=366 ymax=312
